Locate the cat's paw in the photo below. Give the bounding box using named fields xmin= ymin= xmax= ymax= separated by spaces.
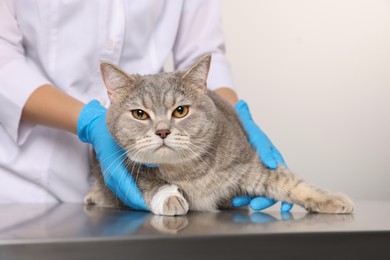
xmin=84 ymin=190 xmax=119 ymax=208
xmin=307 ymin=194 xmax=355 ymax=214
xmin=163 ymin=195 xmax=189 ymax=216
xmin=84 ymin=191 xmax=99 ymax=205
xmin=150 ymin=185 xmax=189 ymax=216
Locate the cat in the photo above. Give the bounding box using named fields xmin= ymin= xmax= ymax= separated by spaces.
xmin=84 ymin=55 xmax=354 ymax=216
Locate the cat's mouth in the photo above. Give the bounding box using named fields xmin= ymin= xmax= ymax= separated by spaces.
xmin=155 ymin=143 xmax=173 ymax=151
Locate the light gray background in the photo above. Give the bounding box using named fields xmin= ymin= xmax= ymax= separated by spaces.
xmin=220 ymin=0 xmax=390 ymax=201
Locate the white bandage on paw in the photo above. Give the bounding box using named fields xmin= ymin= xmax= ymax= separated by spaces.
xmin=150 ymin=185 xmax=189 ymax=215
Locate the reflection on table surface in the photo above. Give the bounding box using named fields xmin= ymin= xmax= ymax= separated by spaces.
xmin=0 ymin=201 xmax=388 ymax=243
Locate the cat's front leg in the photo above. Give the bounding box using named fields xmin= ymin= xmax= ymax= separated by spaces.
xmin=143 ymin=184 xmax=189 ymax=216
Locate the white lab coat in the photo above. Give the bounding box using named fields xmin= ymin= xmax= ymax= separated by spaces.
xmin=0 ymin=0 xmax=234 ymax=203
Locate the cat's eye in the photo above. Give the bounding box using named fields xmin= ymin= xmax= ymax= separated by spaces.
xmin=172 ymin=106 xmax=189 ymax=118
xmin=131 ymin=109 xmax=149 ymax=120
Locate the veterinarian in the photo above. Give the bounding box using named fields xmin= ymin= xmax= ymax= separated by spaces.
xmin=0 ymin=0 xmax=292 ymax=211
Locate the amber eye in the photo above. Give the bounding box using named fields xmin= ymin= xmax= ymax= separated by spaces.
xmin=172 ymin=106 xmax=189 ymax=118
xmin=131 ymin=109 xmax=149 ymax=120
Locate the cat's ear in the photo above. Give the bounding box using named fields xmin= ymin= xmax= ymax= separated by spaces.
xmin=100 ymin=61 xmax=135 ymax=102
xmin=182 ymin=54 xmax=211 ymax=93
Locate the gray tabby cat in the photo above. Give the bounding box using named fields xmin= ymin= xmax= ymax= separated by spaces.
xmin=85 ymin=55 xmax=354 ymax=216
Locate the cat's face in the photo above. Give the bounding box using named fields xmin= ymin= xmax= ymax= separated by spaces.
xmin=101 ymin=55 xmax=218 ymax=164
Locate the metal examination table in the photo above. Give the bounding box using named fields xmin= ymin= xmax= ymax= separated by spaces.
xmin=0 ymin=201 xmax=389 ymax=259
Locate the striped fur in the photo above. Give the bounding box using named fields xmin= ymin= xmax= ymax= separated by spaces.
xmin=85 ymin=56 xmax=354 ymax=215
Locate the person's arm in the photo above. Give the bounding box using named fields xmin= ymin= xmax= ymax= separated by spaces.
xmin=21 ymin=84 xmax=84 ymax=134
xmin=0 ymin=1 xmax=147 ymax=210
xmin=215 ymin=87 xmax=239 ymax=105
xmin=21 ymin=84 xmax=148 ymax=210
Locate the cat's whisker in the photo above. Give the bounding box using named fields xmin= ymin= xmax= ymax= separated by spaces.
xmin=89 ymin=148 xmax=129 ymax=180
xmin=128 ymin=155 xmax=142 ymax=180
xmin=114 ymin=161 xmax=131 ymax=208
xmin=100 ymin=145 xmax=148 ymax=200
xmin=179 ymin=141 xmax=215 ymax=165
xmin=112 ymin=146 xmax=149 ymax=206
xmin=126 ymin=146 xmax=151 ymax=184
xmin=100 ymin=151 xmax=129 ymax=185
xmin=176 ymin=150 xmax=197 ymax=181
xmin=122 ymin=158 xmax=141 ymax=209
xmin=180 ymin=146 xmax=210 ymax=179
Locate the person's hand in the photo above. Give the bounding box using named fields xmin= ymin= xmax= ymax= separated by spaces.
xmin=232 ymin=100 xmax=294 ymax=212
xmin=77 ymin=100 xmax=148 ymax=211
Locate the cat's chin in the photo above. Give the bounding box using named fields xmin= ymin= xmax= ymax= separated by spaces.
xmin=131 ymin=147 xmax=186 ymax=165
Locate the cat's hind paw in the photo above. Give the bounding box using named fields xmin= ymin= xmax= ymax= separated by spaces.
xmin=150 ymin=185 xmax=189 ymax=216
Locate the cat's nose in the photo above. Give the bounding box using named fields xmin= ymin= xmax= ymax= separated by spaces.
xmin=155 ymin=129 xmax=171 ymax=139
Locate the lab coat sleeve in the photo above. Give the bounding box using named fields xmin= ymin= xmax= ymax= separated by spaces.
xmin=172 ymin=0 xmax=235 ymax=91
xmin=0 ymin=0 xmax=50 ymax=145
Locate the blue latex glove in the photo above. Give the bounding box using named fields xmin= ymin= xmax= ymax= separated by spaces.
xmin=78 ymin=100 xmax=148 ymax=211
xmin=232 ymin=100 xmax=294 ymax=212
